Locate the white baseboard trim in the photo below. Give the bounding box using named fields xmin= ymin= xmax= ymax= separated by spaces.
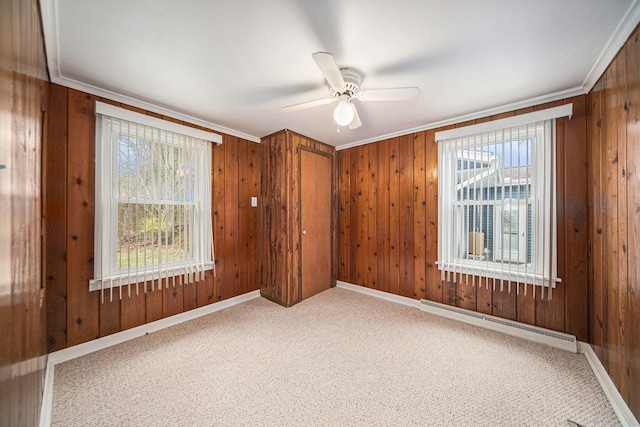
xmin=39 ymin=285 xmax=638 ymax=426
xmin=39 ymin=358 xmax=55 ymax=427
xmin=48 ymin=290 xmax=260 ymax=365
xmin=419 ymin=298 xmax=578 ymax=353
xmin=39 ymin=289 xmax=260 ymax=427
xmin=337 ymin=281 xmax=576 ymax=352
xmin=335 ymin=281 xmax=637 ymax=426
xmin=336 ymin=281 xmax=421 ymax=308
xmin=578 ymin=342 xmax=639 ymax=427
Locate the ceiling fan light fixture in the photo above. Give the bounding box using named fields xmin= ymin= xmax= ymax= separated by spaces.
xmin=333 ymin=96 xmax=354 ymax=126
xmin=283 ymin=52 xmax=420 ymax=130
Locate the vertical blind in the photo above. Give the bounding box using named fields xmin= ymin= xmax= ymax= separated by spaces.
xmin=92 ymin=102 xmax=220 ymax=302
xmin=435 ymin=105 xmax=572 ymax=299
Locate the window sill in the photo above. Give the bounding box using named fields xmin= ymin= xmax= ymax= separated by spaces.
xmin=436 ymin=260 xmax=560 ymax=287
xmin=90 ymin=261 xmax=214 ymax=291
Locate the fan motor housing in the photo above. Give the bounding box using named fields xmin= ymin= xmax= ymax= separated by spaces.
xmin=329 ymin=68 xmax=361 ymax=98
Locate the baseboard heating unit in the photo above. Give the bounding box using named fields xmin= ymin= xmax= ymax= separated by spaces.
xmin=419 ymin=299 xmax=577 ymax=353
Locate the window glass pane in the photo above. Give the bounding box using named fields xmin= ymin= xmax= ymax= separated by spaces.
xmin=116 ymin=134 xmax=194 ymax=203
xmin=117 ymin=203 xmax=193 ymax=269
xmin=115 ymin=132 xmax=196 ymax=271
xmin=483 ymin=138 xmax=532 ymax=168
xmin=116 ymin=135 xmax=152 ymax=201
xmin=453 ymin=137 xmax=532 ymax=264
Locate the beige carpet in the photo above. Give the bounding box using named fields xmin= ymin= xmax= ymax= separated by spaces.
xmin=51 ymin=287 xmax=619 ymax=426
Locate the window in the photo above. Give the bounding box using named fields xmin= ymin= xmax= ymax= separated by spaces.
xmin=91 ymin=102 xmax=221 ymax=293
xmin=435 ymin=105 xmax=572 ymax=288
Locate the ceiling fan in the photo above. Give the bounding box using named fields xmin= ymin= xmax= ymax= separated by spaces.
xmin=283 ymin=52 xmax=420 ymax=130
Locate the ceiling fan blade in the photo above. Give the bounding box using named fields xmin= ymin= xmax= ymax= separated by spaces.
xmin=357 ymin=87 xmax=420 ymax=102
xmin=282 ymin=98 xmax=334 ymax=112
xmin=349 ymin=104 xmax=362 ymax=129
xmin=312 ymin=52 xmax=345 ymax=90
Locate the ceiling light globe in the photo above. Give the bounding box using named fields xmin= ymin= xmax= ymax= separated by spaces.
xmin=334 ymin=101 xmax=355 ymax=126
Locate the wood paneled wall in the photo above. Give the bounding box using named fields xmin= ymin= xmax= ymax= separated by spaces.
xmin=588 ymin=25 xmax=640 ymax=419
xmin=0 ymin=0 xmax=48 ymax=425
xmin=259 ymin=129 xmax=337 ymax=307
xmin=337 ymin=96 xmax=589 ymax=341
xmin=44 ymin=84 xmax=259 ymax=351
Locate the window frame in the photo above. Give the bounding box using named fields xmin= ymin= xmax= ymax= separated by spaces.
xmin=90 ymin=102 xmax=221 ymax=292
xmin=435 ymin=105 xmax=572 ymax=287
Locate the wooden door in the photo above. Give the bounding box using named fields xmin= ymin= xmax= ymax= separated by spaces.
xmin=300 ymin=149 xmax=332 ymax=300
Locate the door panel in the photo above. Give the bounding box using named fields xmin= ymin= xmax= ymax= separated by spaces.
xmin=301 ymin=150 xmax=332 ymax=300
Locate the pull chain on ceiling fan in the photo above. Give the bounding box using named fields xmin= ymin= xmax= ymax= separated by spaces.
xmin=283 ymin=52 xmax=420 ymax=129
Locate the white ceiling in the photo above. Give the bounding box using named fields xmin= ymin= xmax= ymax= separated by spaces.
xmin=41 ymin=0 xmax=640 ymax=148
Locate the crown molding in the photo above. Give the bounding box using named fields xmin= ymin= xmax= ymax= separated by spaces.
xmin=581 ymin=0 xmax=640 ymax=92
xmin=51 ymin=75 xmax=261 ymax=143
xmin=39 ymin=0 xmax=260 ymax=143
xmin=336 ymin=86 xmax=585 ymax=150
